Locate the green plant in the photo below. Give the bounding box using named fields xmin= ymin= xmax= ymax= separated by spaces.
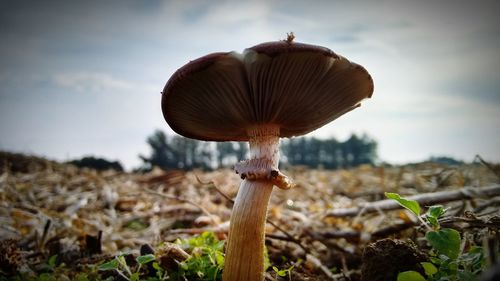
xmin=3 ymin=232 xmax=229 ymax=281
xmin=385 ymin=192 xmax=487 ymax=281
xmin=173 ymin=231 xmax=225 ymax=281
xmin=271 ymin=259 xmax=302 ymax=281
xmin=98 ymin=232 xmax=225 ymax=281
xmin=99 ymin=253 xmax=157 ymax=281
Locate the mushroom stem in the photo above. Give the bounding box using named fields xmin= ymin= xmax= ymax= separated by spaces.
xmin=223 ymin=180 xmax=273 ymax=280
xmin=223 ymin=125 xmax=280 ymax=281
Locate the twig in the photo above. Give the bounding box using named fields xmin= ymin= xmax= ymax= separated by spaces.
xmin=167 ymin=227 xmax=228 ymax=236
xmin=439 ymin=216 xmax=500 ymax=230
xmin=315 ymin=230 xmax=361 ymax=241
xmin=39 ymin=219 xmax=51 ymax=250
xmin=265 ymin=233 xmax=296 ymax=242
xmin=475 ymin=155 xmax=500 ymax=179
xmin=142 ymin=188 xmax=218 ymax=224
xmin=314 ymin=221 xmax=417 ymax=242
xmin=195 ymin=175 xmax=234 ymax=203
xmin=167 ymin=227 xmax=309 ymax=248
xmin=316 ymin=214 xmax=499 ymax=243
xmin=306 ymin=254 xmax=335 ymax=279
xmin=196 ymin=175 xmax=310 ymax=252
xmin=371 ymin=221 xmax=416 ymax=237
xmin=325 ymin=184 xmax=500 ymax=217
xmin=474 ymin=198 xmax=500 ymax=213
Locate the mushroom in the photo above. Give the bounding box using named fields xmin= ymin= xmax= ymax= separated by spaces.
xmin=161 ymin=38 xmax=373 ymax=281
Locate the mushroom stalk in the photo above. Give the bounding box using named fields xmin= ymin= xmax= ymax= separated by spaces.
xmin=223 ymin=125 xmax=280 ymax=281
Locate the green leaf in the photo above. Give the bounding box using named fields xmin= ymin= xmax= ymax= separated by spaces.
xmin=426 ymin=228 xmax=461 ymax=260
xmin=137 ymin=254 xmax=156 ymax=265
xmin=272 ymin=266 xmax=286 ymax=276
xmin=172 ymin=231 xmax=225 ymax=280
xmin=215 ymin=251 xmax=224 ymax=267
xmin=125 ymin=219 xmax=149 ymax=231
xmin=273 ymin=266 xmax=286 ymax=277
xmin=457 ymin=270 xmax=477 ymax=281
xmin=38 ymin=273 xmax=57 ymax=281
xmin=130 ymin=273 xmax=139 ymax=281
xmin=47 ymin=255 xmax=57 ymax=267
xmin=420 ymin=262 xmax=437 ymax=276
xmin=99 ymin=259 xmax=119 ymax=271
xmin=152 ymin=261 xmax=165 ymax=280
xmin=426 ymin=206 xmax=446 ymax=228
xmin=426 ymin=216 xmax=439 ymax=228
xmin=428 ymin=205 xmax=445 ymax=218
xmin=152 ymin=262 xmax=162 ymax=271
xmin=385 ymin=192 xmax=421 ymax=216
xmin=459 ymin=246 xmax=486 ymax=273
xmin=397 ymin=271 xmax=427 ymax=281
xmin=75 ymin=274 xmax=89 ymax=281
xmin=117 ymin=255 xmax=127 ymax=266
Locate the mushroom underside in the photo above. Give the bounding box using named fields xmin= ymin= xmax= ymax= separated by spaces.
xmin=162 ymin=50 xmax=373 ymax=141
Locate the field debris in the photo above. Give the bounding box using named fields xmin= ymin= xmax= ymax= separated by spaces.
xmin=1 ymin=152 xmax=499 ymax=280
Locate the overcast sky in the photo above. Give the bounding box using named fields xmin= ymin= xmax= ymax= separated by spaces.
xmin=1 ymin=0 xmax=499 ymax=170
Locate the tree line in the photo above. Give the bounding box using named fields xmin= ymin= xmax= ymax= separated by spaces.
xmin=139 ymin=130 xmax=377 ymax=171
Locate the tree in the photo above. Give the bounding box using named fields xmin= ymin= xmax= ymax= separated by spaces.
xmin=216 ymin=142 xmax=248 ymax=168
xmin=139 ymin=130 xmax=174 ymax=170
xmin=68 ymin=156 xmax=123 ymax=171
xmin=282 ymin=134 xmax=377 ymax=168
xmin=140 ymin=130 xmax=215 ymax=171
xmin=341 ymin=134 xmax=377 ymax=167
xmin=140 ymin=130 xmax=377 ymax=171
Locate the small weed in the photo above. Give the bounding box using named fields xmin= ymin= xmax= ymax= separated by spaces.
xmin=99 ymin=253 xmax=157 ymax=281
xmin=385 ymin=192 xmax=488 ymax=281
xmin=173 ymin=231 xmax=225 ymax=281
xmin=3 ymin=232 xmax=225 ymax=281
xmin=97 ymin=232 xmax=226 ymax=280
xmin=272 ymin=259 xmax=302 ymax=281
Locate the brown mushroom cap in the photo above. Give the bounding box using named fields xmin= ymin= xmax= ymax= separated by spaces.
xmin=162 ymin=41 xmax=374 ymax=141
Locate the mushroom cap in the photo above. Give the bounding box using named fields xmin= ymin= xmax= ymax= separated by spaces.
xmin=162 ymin=41 xmax=374 ymax=141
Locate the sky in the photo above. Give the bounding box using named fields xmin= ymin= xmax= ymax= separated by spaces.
xmin=1 ymin=0 xmax=499 ymax=170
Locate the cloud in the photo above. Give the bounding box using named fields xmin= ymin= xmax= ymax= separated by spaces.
xmin=200 ymin=1 xmax=271 ymax=25
xmin=52 ymin=72 xmax=133 ymax=94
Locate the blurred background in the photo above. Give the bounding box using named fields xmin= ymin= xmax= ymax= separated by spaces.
xmin=1 ymin=0 xmax=499 ymax=171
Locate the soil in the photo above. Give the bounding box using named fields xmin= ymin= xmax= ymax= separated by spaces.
xmin=361 ymin=239 xmax=427 ymax=281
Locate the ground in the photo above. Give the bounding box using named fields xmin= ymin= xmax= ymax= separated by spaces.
xmin=1 ymin=152 xmax=499 ymax=280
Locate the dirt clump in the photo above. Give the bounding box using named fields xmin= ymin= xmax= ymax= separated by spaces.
xmin=361 ymin=238 xmax=427 ymax=281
